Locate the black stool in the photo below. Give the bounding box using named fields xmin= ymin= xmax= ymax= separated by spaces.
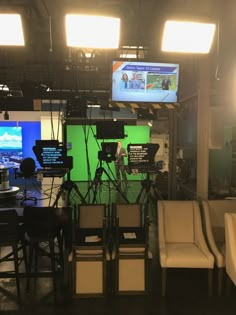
xmin=0 ymin=209 xmax=28 ymax=300
xmin=23 ymin=206 xmax=63 ymax=301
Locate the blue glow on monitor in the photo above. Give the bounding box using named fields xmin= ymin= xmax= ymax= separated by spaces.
xmin=0 ymin=122 xmax=41 ymax=167
xmin=0 ymin=126 xmax=22 ymax=166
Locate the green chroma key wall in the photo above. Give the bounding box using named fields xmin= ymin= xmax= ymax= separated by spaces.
xmin=66 ymin=125 xmax=150 ymax=181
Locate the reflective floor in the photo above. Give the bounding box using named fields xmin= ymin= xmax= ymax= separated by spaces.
xmin=0 ymin=177 xmax=236 ymax=314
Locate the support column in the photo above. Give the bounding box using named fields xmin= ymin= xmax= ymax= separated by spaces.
xmin=197 ymin=57 xmax=210 ymax=200
xmin=168 ymin=109 xmax=177 ymax=199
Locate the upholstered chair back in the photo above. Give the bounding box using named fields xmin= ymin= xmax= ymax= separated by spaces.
xmin=116 ymin=204 xmax=142 ymax=227
xmin=79 ymin=204 xmax=106 ymax=228
xmin=204 ymin=200 xmax=236 ymax=243
xmin=160 ymin=200 xmax=201 ymax=243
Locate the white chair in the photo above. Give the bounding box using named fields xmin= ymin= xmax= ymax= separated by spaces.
xmin=72 ymin=204 xmax=109 ymax=297
xmin=77 ymin=204 xmax=106 ymax=230
xmin=202 ymin=199 xmax=236 ymax=295
xmin=224 ymin=213 xmax=236 ymax=287
xmin=113 ymin=203 xmax=152 ymax=294
xmin=158 ymin=200 xmax=214 ymax=296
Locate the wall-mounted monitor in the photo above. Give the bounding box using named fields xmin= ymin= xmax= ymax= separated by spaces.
xmin=111 ymin=60 xmax=179 ymax=103
xmin=0 ymin=126 xmax=23 ymax=166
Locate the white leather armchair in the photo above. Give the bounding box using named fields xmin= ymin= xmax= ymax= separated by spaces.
xmin=202 ymin=200 xmax=236 ymax=295
xmin=158 ymin=200 xmax=214 ymax=296
xmin=224 ymin=212 xmax=236 ymax=286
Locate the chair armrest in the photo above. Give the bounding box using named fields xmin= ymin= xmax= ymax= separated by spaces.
xmin=202 ymin=201 xmax=224 ymax=266
xmin=225 ymin=213 xmax=236 ymax=285
xmin=193 ymin=201 xmax=214 ymax=267
xmin=159 ymin=247 xmax=167 ymax=264
xmin=157 ymin=202 xmax=167 ymax=266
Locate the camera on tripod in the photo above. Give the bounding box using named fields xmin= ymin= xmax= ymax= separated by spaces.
xmin=98 ymin=142 xmax=118 ymax=163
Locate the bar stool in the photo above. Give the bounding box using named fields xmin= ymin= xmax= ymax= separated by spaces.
xmin=23 ymin=206 xmax=64 ymax=301
xmin=0 ymin=209 xmax=28 ymax=300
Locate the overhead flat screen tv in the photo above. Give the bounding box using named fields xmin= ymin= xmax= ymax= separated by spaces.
xmin=111 ymin=60 xmax=179 ymax=103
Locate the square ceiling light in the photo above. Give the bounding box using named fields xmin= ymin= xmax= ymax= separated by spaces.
xmin=66 ymin=14 xmax=120 ymax=49
xmin=0 ymin=14 xmax=25 ymax=46
xmin=162 ymin=20 xmax=216 ymax=53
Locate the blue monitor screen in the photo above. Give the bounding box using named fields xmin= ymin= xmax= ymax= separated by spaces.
xmin=111 ymin=60 xmax=179 ymax=103
xmin=0 ymin=126 xmax=23 ymax=166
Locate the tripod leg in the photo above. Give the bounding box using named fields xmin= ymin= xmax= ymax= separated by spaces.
xmin=71 ymin=183 xmax=87 ymax=204
xmin=84 ymin=178 xmax=101 ymax=203
xmin=136 ymin=187 xmax=145 ymax=203
xmin=52 ymin=188 xmax=64 ymax=207
xmin=92 ymin=187 xmax=99 ymax=203
xmin=84 ymin=182 xmax=94 ymax=201
xmin=84 ymin=180 xmax=100 ymax=204
xmin=102 ymin=168 xmax=129 ymax=203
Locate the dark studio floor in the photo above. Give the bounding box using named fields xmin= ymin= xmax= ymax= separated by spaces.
xmin=0 ymin=175 xmax=236 ymax=314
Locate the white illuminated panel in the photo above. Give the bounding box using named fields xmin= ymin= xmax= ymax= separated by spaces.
xmin=66 ymin=14 xmax=120 ymax=49
xmin=162 ymin=20 xmax=216 ymax=53
xmin=0 ymin=14 xmax=25 ymax=46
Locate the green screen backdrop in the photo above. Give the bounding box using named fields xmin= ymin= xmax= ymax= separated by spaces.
xmin=66 ymin=125 xmax=150 ymax=181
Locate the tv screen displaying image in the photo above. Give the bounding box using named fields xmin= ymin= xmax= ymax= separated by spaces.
xmin=111 ymin=60 xmax=179 ymax=103
xmin=0 ymin=126 xmax=23 ymax=166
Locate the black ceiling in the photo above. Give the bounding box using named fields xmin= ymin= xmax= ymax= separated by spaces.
xmin=0 ymin=0 xmax=235 ymax=103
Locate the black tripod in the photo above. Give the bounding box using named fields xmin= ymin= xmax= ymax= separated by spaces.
xmin=136 ymin=171 xmax=159 ymax=204
xmin=84 ymin=161 xmax=129 ymax=204
xmin=53 ymin=173 xmax=86 ymax=207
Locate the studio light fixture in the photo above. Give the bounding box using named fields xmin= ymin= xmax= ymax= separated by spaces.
xmin=162 ymin=20 xmax=216 ymax=53
xmin=65 ymin=14 xmax=120 ymax=49
xmin=0 ymin=14 xmax=25 ymax=46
